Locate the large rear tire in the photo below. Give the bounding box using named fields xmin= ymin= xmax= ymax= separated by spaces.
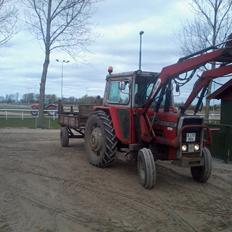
xmin=191 ymin=147 xmax=212 ymax=183
xmin=85 ymin=110 xmax=117 ymax=167
xmin=60 ymin=127 xmax=69 ymax=147
xmin=137 ymin=148 xmax=156 ymax=189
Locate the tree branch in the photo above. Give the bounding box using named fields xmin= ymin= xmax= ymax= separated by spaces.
xmin=216 ymin=1 xmax=232 ymax=39
xmin=32 ymin=0 xmax=46 ymax=44
xmin=50 ymin=1 xmax=86 ymax=46
xmin=192 ymin=0 xmax=214 ymax=28
xmin=0 ymin=0 xmax=17 ymax=46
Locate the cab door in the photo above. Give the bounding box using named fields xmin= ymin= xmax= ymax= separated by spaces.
xmin=105 ymin=79 xmax=132 ymax=144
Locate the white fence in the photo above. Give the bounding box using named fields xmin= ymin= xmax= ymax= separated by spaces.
xmin=0 ymin=109 xmax=58 ymax=120
xmin=0 ymin=109 xmax=220 ymax=119
xmin=0 ymin=109 xmax=58 ymax=128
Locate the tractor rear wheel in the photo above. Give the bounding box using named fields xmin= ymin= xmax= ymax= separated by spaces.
xmin=191 ymin=147 xmax=212 ymax=183
xmin=137 ymin=148 xmax=156 ymax=189
xmin=85 ymin=110 xmax=117 ymax=167
xmin=60 ymin=127 xmax=69 ymax=147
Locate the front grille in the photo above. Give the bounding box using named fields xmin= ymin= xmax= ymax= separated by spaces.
xmin=182 ymin=117 xmax=203 ymax=126
xmin=178 ymin=116 xmax=204 ymax=155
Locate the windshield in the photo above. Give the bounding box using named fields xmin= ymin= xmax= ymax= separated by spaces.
xmin=134 ymin=75 xmax=157 ymax=107
xmin=134 ymin=75 xmax=174 ymax=110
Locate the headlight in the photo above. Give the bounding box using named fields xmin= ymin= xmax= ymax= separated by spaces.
xmin=194 ymin=144 xmax=200 ymax=151
xmin=181 ymin=144 xmax=187 ymax=152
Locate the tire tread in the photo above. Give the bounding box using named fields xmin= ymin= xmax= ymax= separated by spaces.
xmin=85 ymin=110 xmax=117 ymax=168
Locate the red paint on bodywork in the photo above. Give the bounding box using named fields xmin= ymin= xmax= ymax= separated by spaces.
xmin=95 ymin=105 xmax=132 ymax=144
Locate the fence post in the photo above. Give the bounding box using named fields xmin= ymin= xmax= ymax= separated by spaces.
xmin=35 ymin=117 xmax=37 ymax=128
xmin=5 ymin=111 xmax=7 ymax=120
xmin=22 ymin=112 xmax=24 ymax=120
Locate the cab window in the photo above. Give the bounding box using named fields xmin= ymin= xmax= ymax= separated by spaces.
xmin=134 ymin=76 xmax=167 ymax=108
xmin=134 ymin=77 xmax=157 ymax=106
xmin=107 ymin=80 xmax=130 ymax=104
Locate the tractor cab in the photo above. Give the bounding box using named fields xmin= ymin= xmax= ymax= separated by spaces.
xmin=102 ymin=69 xmax=163 ymax=144
xmin=104 ymin=68 xmax=176 ymax=111
xmin=101 ymin=68 xmax=178 ymax=145
xmin=103 ymin=69 xmax=160 ymax=108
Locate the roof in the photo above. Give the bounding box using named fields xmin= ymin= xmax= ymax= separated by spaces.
xmin=208 ymin=79 xmax=232 ymax=100
xmin=107 ymin=70 xmax=159 ymax=79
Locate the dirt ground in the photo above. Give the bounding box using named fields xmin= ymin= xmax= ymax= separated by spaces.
xmin=0 ymin=128 xmax=231 ymax=232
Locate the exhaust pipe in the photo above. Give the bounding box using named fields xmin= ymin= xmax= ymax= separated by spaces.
xmin=139 ymin=31 xmax=144 ymax=70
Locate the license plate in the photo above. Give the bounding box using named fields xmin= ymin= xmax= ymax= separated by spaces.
xmin=186 ymin=133 xmax=196 ymax=142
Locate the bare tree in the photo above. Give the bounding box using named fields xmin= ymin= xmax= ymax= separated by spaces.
xmin=24 ymin=0 xmax=94 ymax=128
xmin=179 ymin=0 xmax=232 ymax=120
xmin=0 ymin=0 xmax=17 ymax=45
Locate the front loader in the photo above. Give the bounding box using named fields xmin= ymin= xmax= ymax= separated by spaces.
xmin=84 ymin=38 xmax=232 ymax=189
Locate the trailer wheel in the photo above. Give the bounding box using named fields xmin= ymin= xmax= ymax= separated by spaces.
xmin=191 ymin=147 xmax=212 ymax=183
xmin=85 ymin=110 xmax=117 ymax=167
xmin=60 ymin=127 xmax=69 ymax=147
xmin=137 ymin=148 xmax=156 ymax=189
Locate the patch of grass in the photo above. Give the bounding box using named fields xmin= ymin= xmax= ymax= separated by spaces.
xmin=0 ymin=118 xmax=59 ymax=129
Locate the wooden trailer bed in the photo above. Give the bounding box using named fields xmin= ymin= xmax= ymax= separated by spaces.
xmin=58 ymin=103 xmax=95 ymax=143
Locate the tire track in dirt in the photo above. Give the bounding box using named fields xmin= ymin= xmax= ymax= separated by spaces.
xmin=0 ymin=163 xmax=197 ymax=232
xmin=0 ymin=128 xmax=232 ymax=232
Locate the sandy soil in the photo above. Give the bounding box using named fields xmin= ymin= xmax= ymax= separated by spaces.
xmin=0 ymin=128 xmax=231 ymax=232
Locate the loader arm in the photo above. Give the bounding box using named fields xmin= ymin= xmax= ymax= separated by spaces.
xmin=181 ymin=64 xmax=232 ymax=113
xmin=143 ymin=47 xmax=232 ymax=113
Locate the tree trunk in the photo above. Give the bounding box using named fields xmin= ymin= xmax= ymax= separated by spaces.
xmin=205 ymin=1 xmax=218 ymax=121
xmin=205 ymin=82 xmax=212 ymax=122
xmin=37 ymin=0 xmax=52 ymax=128
xmin=205 ymin=61 xmax=216 ymax=120
xmin=37 ymin=49 xmax=50 ymax=128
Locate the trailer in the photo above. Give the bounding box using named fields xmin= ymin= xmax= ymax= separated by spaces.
xmin=58 ymin=102 xmax=95 ymax=146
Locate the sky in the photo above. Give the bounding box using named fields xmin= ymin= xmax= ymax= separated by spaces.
xmin=0 ymin=0 xmax=224 ymax=102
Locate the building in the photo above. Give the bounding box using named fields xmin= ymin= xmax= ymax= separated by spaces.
xmin=208 ymin=79 xmax=232 ymax=162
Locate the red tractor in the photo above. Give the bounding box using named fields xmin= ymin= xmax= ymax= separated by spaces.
xmin=84 ymin=39 xmax=232 ymax=189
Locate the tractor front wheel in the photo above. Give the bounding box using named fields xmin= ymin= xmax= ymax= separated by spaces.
xmin=191 ymin=147 xmax=212 ymax=183
xmin=85 ymin=110 xmax=117 ymax=167
xmin=137 ymin=148 xmax=156 ymax=189
xmin=60 ymin=127 xmax=69 ymax=147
